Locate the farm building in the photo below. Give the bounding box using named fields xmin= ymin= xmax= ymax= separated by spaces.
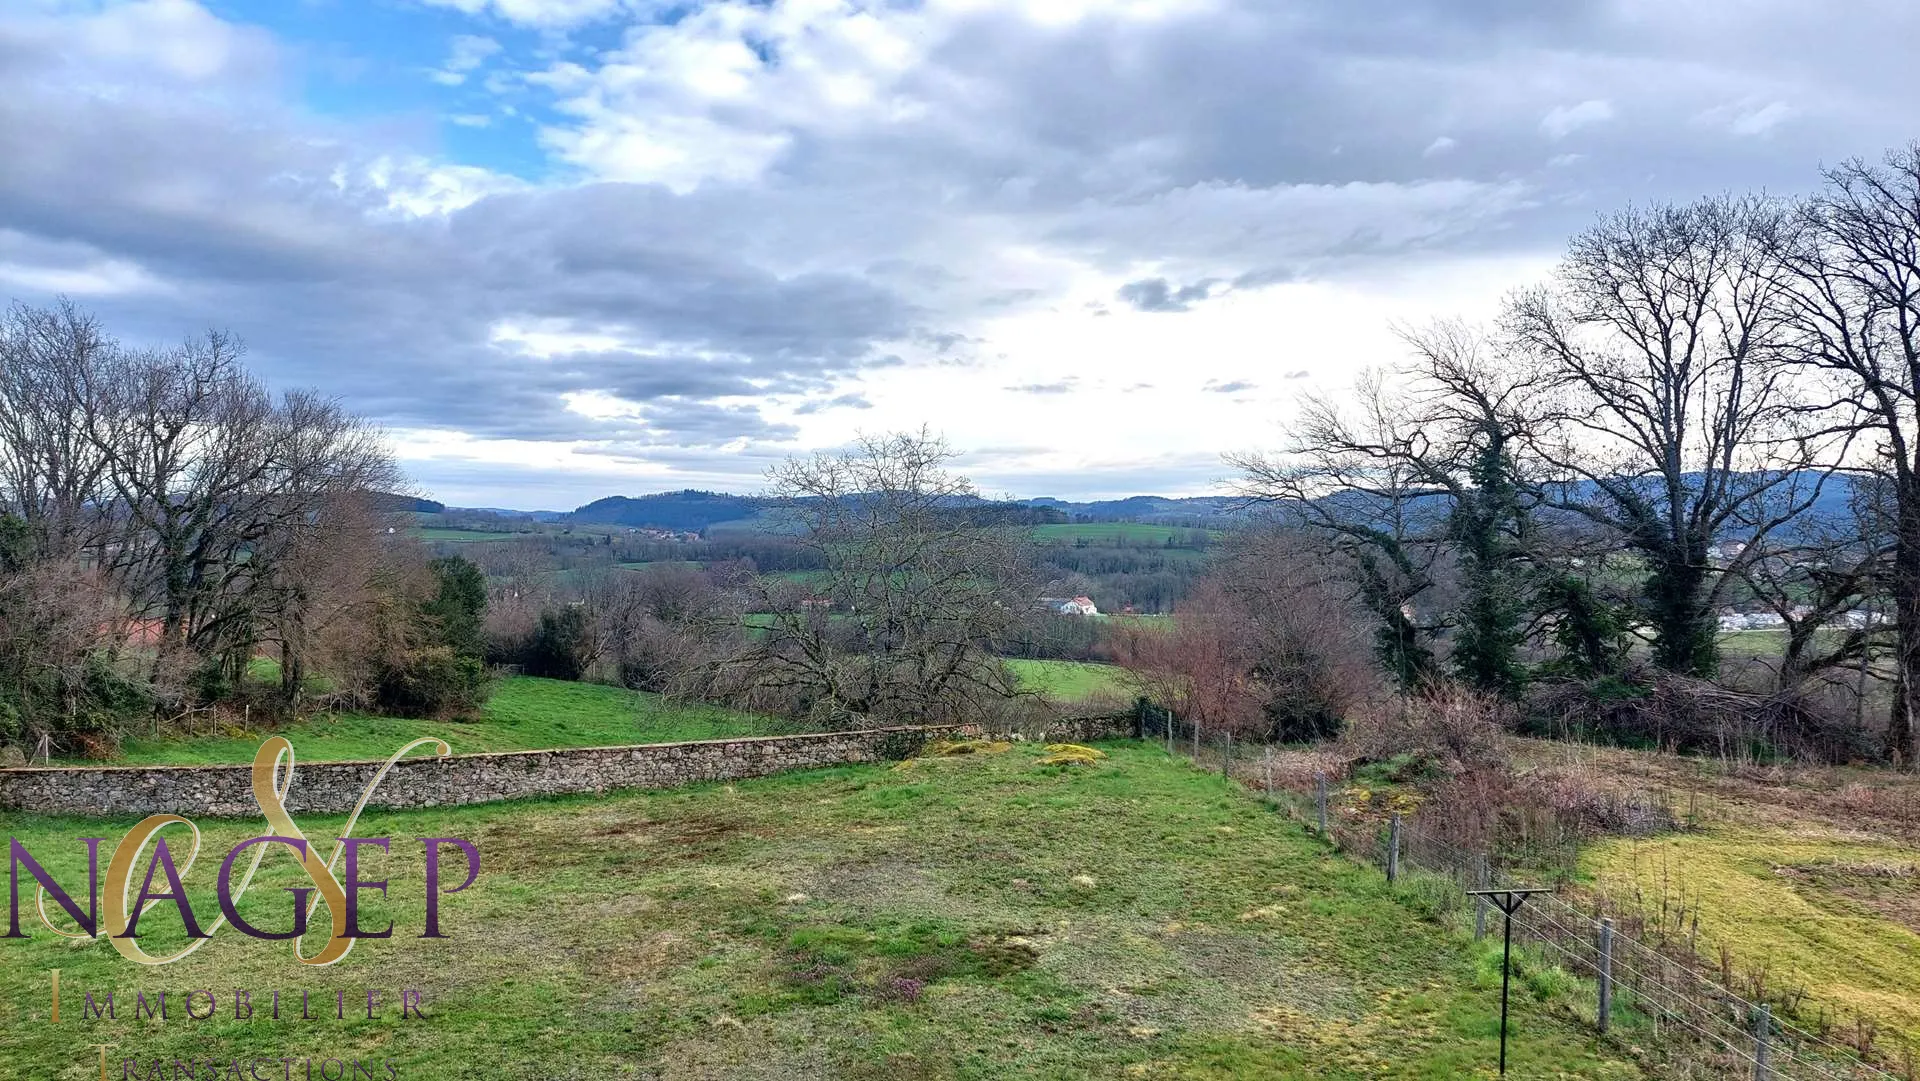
xmin=1038 ymin=595 xmax=1100 ymax=616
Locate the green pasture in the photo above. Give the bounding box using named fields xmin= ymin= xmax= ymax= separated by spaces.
xmin=1032 ymin=523 xmax=1222 ymax=545
xmin=1006 ymin=659 xmax=1132 ymax=703
xmin=0 ymin=746 xmax=1642 ymax=1079
xmin=65 ymin=677 xmax=780 ymax=766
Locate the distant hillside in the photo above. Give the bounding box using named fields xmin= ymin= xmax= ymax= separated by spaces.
xmin=437 ymin=470 xmax=1876 ymax=541
xmin=571 ymin=490 xmax=766 ymax=531
xmin=455 ymin=507 xmax=566 ymax=522
xmin=371 ymin=492 xmax=445 ymax=514
xmin=1021 ymin=495 xmax=1246 ymax=522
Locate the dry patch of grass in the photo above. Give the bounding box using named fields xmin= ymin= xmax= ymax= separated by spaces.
xmin=1537 ymin=738 xmax=1920 ymax=1058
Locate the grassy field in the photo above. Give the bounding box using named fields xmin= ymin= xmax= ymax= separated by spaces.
xmin=70 ymin=677 xmax=779 ymax=765
xmin=0 ymin=745 xmax=1641 ymax=1079
xmin=1032 ymin=523 xmax=1221 ymax=545
xmin=1006 ymin=659 xmax=1131 ymax=703
xmin=1527 ymin=741 xmax=1920 ymax=1053
xmin=411 ymin=527 xmax=532 ymax=542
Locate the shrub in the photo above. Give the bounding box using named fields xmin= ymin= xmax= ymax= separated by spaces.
xmin=525 ymin=606 xmax=589 ymax=681
xmin=373 ymin=645 xmax=487 ymax=720
xmin=1342 ymin=684 xmax=1510 ymax=771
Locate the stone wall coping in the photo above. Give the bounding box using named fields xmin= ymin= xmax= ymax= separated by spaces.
xmin=0 ymin=722 xmax=981 ymax=775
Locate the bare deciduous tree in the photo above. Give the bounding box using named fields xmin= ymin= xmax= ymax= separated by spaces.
xmin=718 ymin=430 xmax=1037 ymax=728
xmin=0 ymin=300 xmax=116 ymax=559
xmin=1777 ymin=144 xmax=1920 ymax=762
xmin=1230 ymin=327 xmax=1546 ymax=693
xmin=1506 ymin=194 xmax=1840 ymax=678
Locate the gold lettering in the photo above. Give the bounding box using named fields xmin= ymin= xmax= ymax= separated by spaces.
xmin=36 ymin=735 xmax=450 ymax=967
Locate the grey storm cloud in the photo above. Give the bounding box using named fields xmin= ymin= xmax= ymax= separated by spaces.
xmin=1116 ymin=278 xmax=1217 ymax=313
xmin=1003 ymin=380 xmax=1078 ymax=394
xmin=793 ymin=393 xmax=873 ymax=415
xmin=3 ymin=0 xmax=1920 ymax=495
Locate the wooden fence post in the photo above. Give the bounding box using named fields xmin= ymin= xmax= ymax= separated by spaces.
xmin=1222 ymin=731 xmax=1232 ymax=779
xmin=1315 ymin=773 xmax=1328 ymax=836
xmin=1387 ymin=812 xmax=1401 ymax=885
xmin=1753 ymin=1003 xmax=1771 ymax=1080
xmin=1192 ymin=717 xmax=1200 ymax=758
xmin=1596 ymin=918 xmax=1613 ymax=1033
xmin=1164 ymin=708 xmax=1173 ymax=755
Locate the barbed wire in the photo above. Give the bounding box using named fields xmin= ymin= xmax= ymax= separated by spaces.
xmin=1168 ymin=735 xmax=1902 ymax=1081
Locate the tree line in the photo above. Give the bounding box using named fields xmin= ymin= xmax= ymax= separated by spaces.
xmin=1222 ymin=144 xmax=1920 ymax=765
xmin=0 ymin=301 xmax=485 ymax=756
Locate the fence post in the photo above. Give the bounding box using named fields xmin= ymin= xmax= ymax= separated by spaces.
xmin=1164 ymin=708 xmax=1173 ymax=755
xmin=1596 ymin=918 xmax=1613 ymax=1033
xmin=1192 ymin=717 xmax=1200 ymax=758
xmin=1315 ymin=773 xmax=1329 ymax=836
xmin=1753 ymin=1003 xmax=1771 ymax=1080
xmin=1387 ymin=812 xmax=1401 ymax=885
xmin=1222 ymin=731 xmax=1233 ymax=779
xmin=1263 ymin=746 xmax=1274 ymax=799
xmin=1474 ymin=854 xmax=1489 ymax=941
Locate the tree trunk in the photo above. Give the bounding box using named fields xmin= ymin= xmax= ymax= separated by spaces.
xmin=1648 ymin=538 xmax=1717 ymax=678
xmin=280 ymin=637 xmax=303 ymax=709
xmin=1888 ymin=498 xmax=1920 ymax=767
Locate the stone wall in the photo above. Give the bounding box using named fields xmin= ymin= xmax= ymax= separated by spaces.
xmin=1037 ymin=713 xmax=1140 ymax=743
xmin=0 ymin=724 xmax=980 ymax=818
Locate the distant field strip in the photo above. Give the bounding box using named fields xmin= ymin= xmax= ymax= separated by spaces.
xmin=67 ymin=676 xmax=781 ymax=766
xmin=1006 ymin=659 xmax=1131 ymax=702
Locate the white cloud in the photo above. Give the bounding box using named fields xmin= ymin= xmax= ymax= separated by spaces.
xmin=533 ymin=1 xmax=935 ymax=190
xmin=1540 ymin=99 xmax=1616 ymax=140
xmin=1729 ymin=100 xmax=1794 ymax=136
xmin=420 ymin=0 xmax=633 ymax=30
xmin=430 ymin=33 xmax=501 ymax=85
xmin=347 ymin=157 xmax=528 ymax=217
xmin=1423 ymin=135 xmax=1457 ymax=157
xmin=71 ymin=0 xmax=253 ymax=81
xmin=0 ymin=257 xmax=165 ymax=296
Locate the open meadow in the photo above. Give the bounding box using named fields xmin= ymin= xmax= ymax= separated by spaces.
xmin=1518 ymin=741 xmax=1920 ymax=1056
xmin=66 ymin=677 xmax=779 ymax=766
xmin=0 ymin=744 xmax=1642 ymax=1080
xmin=1005 ymin=659 xmax=1132 ymax=703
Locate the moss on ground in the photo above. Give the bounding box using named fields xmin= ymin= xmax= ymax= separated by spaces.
xmin=1585 ymin=825 xmax=1920 ymax=1043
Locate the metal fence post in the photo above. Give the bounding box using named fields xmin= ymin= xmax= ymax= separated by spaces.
xmin=1315 ymin=773 xmax=1329 ymax=836
xmin=1596 ymin=918 xmax=1613 ymax=1033
xmin=1753 ymin=1003 xmax=1771 ymax=1080
xmin=1387 ymin=812 xmax=1401 ymax=885
xmin=1263 ymin=746 xmax=1273 ymax=799
xmin=1474 ymin=854 xmax=1489 ymax=940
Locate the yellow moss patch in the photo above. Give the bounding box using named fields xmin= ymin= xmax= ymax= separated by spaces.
xmin=926 ymin=738 xmax=1013 ymax=756
xmin=1250 ymin=1001 xmax=1440 ymax=1075
xmin=1038 ymin=743 xmax=1108 ymax=767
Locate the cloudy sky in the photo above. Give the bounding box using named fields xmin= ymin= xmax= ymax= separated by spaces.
xmin=2 ymin=0 xmax=1917 ymax=509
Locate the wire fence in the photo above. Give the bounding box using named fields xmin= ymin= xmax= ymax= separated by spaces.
xmin=1141 ymin=712 xmax=1905 ymax=1081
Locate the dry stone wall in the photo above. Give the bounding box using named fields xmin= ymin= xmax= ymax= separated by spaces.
xmin=0 ymin=724 xmax=979 ymax=818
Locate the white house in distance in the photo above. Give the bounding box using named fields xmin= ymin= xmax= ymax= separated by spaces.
xmin=1038 ymin=596 xmax=1100 ymax=617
